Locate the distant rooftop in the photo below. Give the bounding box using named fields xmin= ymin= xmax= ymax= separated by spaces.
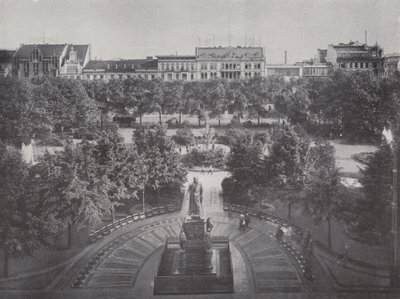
xmin=15 ymin=44 xmax=67 ymax=58
xmin=65 ymin=45 xmax=90 ymax=66
xmin=83 ymin=58 xmax=158 ymax=72
xmin=196 ymin=46 xmax=264 ymax=60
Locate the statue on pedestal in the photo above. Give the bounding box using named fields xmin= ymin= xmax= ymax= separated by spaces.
xmin=187 ymin=176 xmax=204 ymax=219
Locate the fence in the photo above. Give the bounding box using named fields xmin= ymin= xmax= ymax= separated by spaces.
xmin=88 ymin=203 xmax=177 ymax=243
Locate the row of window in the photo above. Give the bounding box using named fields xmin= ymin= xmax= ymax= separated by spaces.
xmin=339 ymin=61 xmax=380 ymax=69
xmin=160 ymin=62 xmax=195 ymax=71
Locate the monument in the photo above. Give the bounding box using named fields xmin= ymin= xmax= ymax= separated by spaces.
xmin=154 ymin=177 xmax=234 ymax=294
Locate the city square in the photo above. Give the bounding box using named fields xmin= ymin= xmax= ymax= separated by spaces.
xmin=1 ymin=0 xmax=400 ymax=298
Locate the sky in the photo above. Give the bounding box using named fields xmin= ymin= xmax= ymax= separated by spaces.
xmin=1 ymin=0 xmax=400 ymax=63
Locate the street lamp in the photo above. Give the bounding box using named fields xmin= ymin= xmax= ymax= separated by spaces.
xmin=383 ymin=127 xmax=399 ymax=287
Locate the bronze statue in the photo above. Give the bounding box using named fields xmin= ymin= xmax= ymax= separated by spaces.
xmin=187 ymin=176 xmax=204 ymax=218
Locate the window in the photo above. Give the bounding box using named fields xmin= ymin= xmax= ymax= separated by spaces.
xmin=43 ymin=61 xmax=49 ymax=74
xmin=167 ymin=74 xmax=172 ymax=80
xmin=191 ymin=74 xmax=194 ymax=80
xmin=33 ymin=63 xmax=39 ymax=75
xmin=24 ymin=62 xmax=29 ymax=77
xmin=182 ymin=73 xmax=187 ymax=80
xmin=355 ymin=62 xmax=358 ymax=68
xmin=373 ymin=62 xmax=377 ymax=68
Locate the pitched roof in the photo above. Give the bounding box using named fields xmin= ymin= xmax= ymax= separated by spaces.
xmin=65 ymin=45 xmax=90 ymax=66
xmin=0 ymin=50 xmax=15 ymax=63
xmin=83 ymin=59 xmax=158 ymax=72
xmin=196 ymin=46 xmax=264 ymax=60
xmin=15 ymin=44 xmax=67 ymax=58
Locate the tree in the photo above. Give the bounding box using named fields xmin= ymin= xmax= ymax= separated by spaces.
xmin=93 ymin=130 xmax=148 ymax=221
xmin=133 ymin=125 xmax=187 ymax=203
xmin=49 ymin=78 xmax=98 ymax=135
xmin=122 ymin=78 xmax=151 ymax=125
xmin=266 ymin=126 xmax=310 ymax=218
xmin=303 ymin=140 xmax=344 ymax=249
xmin=184 ymin=81 xmax=207 ymax=127
xmin=227 ymin=80 xmax=248 ymax=120
xmin=206 ymin=79 xmax=227 ymax=127
xmin=0 ymin=144 xmax=57 ymax=277
xmin=173 ymin=127 xmax=195 ymax=152
xmin=38 ymin=141 xmax=112 ymax=248
xmin=0 ymin=78 xmax=53 ymax=146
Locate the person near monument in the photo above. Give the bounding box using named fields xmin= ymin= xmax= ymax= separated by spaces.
xmin=187 ymin=176 xmax=204 ymax=218
xmin=206 ymin=217 xmax=214 ymax=233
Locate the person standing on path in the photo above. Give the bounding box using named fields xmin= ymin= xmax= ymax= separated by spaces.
xmin=208 ymin=165 xmax=213 ymax=175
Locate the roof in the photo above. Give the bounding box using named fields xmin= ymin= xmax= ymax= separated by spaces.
xmin=156 ymin=55 xmax=196 ymax=60
xmin=65 ymin=45 xmax=90 ymax=66
xmin=15 ymin=44 xmax=67 ymax=58
xmin=196 ymin=46 xmax=264 ymax=60
xmin=83 ymin=59 xmax=158 ymax=72
xmin=0 ymin=50 xmax=15 ymax=63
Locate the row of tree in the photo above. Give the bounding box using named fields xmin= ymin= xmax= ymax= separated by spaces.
xmin=223 ymin=125 xmax=397 ymax=248
xmin=0 ymin=126 xmax=186 ymax=277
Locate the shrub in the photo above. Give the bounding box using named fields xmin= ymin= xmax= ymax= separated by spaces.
xmin=181 ymin=148 xmax=225 ymax=168
xmin=36 ymin=136 xmax=64 ymax=147
xmin=73 ymin=127 xmax=100 ymax=140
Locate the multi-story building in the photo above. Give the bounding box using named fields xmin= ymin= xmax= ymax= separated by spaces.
xmin=195 ymin=46 xmax=265 ymax=80
xmin=0 ymin=50 xmax=15 ymax=77
xmin=12 ymin=43 xmax=90 ymax=79
xmin=59 ymin=45 xmax=91 ymax=79
xmin=384 ymin=53 xmax=400 ymax=77
xmin=157 ymin=55 xmax=197 ymax=81
xmin=266 ymin=60 xmax=332 ymax=80
xmin=82 ymin=57 xmax=158 ymax=81
xmin=325 ymin=41 xmax=385 ymax=76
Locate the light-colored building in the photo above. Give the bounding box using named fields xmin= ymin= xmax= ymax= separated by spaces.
xmin=12 ymin=43 xmax=90 ymax=79
xmin=325 ymin=41 xmax=385 ymax=76
xmin=82 ymin=57 xmax=158 ymax=81
xmin=266 ymin=61 xmax=332 ymax=80
xmin=0 ymin=50 xmax=15 ymax=77
xmin=195 ymin=46 xmax=265 ymax=80
xmin=157 ymin=55 xmax=197 ymax=81
xmin=384 ymin=53 xmax=400 ymax=77
xmin=60 ymin=45 xmax=91 ymax=79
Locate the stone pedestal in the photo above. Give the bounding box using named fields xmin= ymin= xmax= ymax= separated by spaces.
xmin=182 ymin=218 xmax=213 ymax=273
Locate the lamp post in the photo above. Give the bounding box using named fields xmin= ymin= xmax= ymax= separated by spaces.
xmin=383 ymin=127 xmax=399 ymax=287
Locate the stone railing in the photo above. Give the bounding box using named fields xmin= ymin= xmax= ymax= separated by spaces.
xmin=88 ymin=203 xmax=177 ymax=243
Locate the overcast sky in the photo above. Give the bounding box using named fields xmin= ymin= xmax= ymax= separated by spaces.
xmin=1 ymin=0 xmax=400 ymax=63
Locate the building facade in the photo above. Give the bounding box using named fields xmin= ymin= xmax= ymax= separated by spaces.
xmin=266 ymin=61 xmax=332 ymax=80
xmin=0 ymin=50 xmax=15 ymax=77
xmin=384 ymin=53 xmax=400 ymax=77
xmin=59 ymin=45 xmax=90 ymax=79
xmin=157 ymin=55 xmax=197 ymax=81
xmin=82 ymin=57 xmax=158 ymax=81
xmin=195 ymin=46 xmax=265 ymax=80
xmin=12 ymin=43 xmax=90 ymax=79
xmin=325 ymin=41 xmax=385 ymax=76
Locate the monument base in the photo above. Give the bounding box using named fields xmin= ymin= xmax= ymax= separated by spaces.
xmin=154 ymin=237 xmax=233 ymax=294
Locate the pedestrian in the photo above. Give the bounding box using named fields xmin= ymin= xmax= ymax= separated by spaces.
xmin=228 ymin=205 xmax=233 ymax=219
xmin=179 ymin=147 xmax=182 ymax=154
xmin=244 ymin=212 xmax=251 ymax=228
xmin=239 ymin=214 xmax=246 ymax=231
xmin=201 ymin=165 xmax=205 ymax=174
xmin=206 ymin=217 xmax=214 ymax=233
xmin=275 ymin=225 xmax=284 ymax=241
xmin=337 ymin=244 xmax=349 ymax=265
xmin=208 ymin=164 xmax=213 ymax=175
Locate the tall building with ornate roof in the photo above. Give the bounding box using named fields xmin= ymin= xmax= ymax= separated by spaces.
xmin=60 ymin=44 xmax=91 ymax=79
xmin=12 ymin=43 xmax=90 ymax=79
xmin=384 ymin=53 xmax=400 ymax=77
xmin=195 ymin=46 xmax=265 ymax=80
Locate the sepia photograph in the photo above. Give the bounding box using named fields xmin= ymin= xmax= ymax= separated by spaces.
xmin=1 ymin=0 xmax=400 ymax=298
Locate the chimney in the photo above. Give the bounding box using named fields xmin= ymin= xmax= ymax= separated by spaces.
xmin=284 ymin=51 xmax=287 ymax=64
xmin=365 ymin=30 xmax=368 ymax=45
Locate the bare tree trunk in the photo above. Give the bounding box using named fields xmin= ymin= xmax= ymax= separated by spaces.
xmin=179 ymin=112 xmax=182 ymax=124
xmin=288 ymin=202 xmax=292 ymax=219
xmin=111 ymin=207 xmax=115 ymax=223
xmin=68 ymin=223 xmax=73 ymax=249
xmin=3 ymin=250 xmax=9 ymax=278
xmin=218 ymin=114 xmax=221 ymax=127
xmin=258 ymin=115 xmax=260 ymax=126
xmin=139 ymin=113 xmax=142 ymax=125
xmin=159 ymin=111 xmax=162 ymax=124
xmin=327 ymin=215 xmax=332 ymax=249
xmin=198 ymin=115 xmax=201 ymax=127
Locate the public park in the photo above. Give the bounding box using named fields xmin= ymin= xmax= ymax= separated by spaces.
xmin=1 ymin=68 xmax=400 ymax=298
